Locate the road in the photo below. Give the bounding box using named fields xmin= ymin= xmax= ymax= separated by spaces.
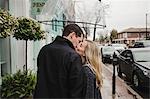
xmin=104 ymin=63 xmax=150 ymax=99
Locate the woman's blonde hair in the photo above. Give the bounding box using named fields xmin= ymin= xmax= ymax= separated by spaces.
xmin=84 ymin=40 xmax=103 ymax=88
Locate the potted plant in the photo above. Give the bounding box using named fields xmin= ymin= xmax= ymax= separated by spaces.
xmin=13 ymin=17 xmax=45 ymax=70
xmin=1 ymin=70 xmax=36 ymax=98
xmin=0 ymin=9 xmax=18 ymax=38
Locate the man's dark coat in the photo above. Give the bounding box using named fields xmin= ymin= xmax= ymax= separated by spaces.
xmin=34 ymin=36 xmax=85 ymax=98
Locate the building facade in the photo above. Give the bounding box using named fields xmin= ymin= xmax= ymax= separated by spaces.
xmin=33 ymin=0 xmax=75 ymax=68
xmin=0 ymin=0 xmax=31 ymax=86
xmin=0 ymin=0 xmax=75 ymax=86
xmin=114 ymin=28 xmax=150 ymax=45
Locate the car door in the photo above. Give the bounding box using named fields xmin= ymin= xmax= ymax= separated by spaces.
xmin=119 ymin=51 xmax=127 ymax=74
xmin=123 ymin=51 xmax=133 ymax=78
xmin=119 ymin=50 xmax=133 ymax=77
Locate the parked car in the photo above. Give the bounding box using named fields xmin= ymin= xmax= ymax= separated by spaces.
xmin=132 ymin=40 xmax=150 ymax=48
xmin=117 ymin=48 xmax=150 ymax=89
xmin=101 ymin=46 xmax=115 ymax=63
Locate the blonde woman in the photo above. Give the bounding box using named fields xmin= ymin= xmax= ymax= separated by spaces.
xmin=76 ymin=39 xmax=103 ymax=99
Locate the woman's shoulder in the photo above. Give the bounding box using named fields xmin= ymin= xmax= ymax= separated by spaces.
xmin=82 ymin=64 xmax=92 ymax=71
xmin=82 ymin=64 xmax=95 ymax=77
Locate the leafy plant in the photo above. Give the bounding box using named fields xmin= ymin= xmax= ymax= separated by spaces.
xmin=13 ymin=17 xmax=46 ymax=69
xmin=1 ymin=70 xmax=36 ymax=98
xmin=0 ymin=9 xmax=18 ymax=38
xmin=13 ymin=17 xmax=45 ymax=41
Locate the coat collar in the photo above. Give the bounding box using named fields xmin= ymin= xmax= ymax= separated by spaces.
xmin=54 ymin=36 xmax=75 ymax=50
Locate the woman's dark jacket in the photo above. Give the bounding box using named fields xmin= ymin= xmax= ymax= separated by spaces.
xmin=83 ymin=64 xmax=102 ymax=99
xmin=34 ymin=36 xmax=85 ymax=98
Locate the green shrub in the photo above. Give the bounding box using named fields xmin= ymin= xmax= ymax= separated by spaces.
xmin=13 ymin=17 xmax=45 ymax=41
xmin=1 ymin=70 xmax=36 ymax=98
xmin=0 ymin=9 xmax=18 ymax=38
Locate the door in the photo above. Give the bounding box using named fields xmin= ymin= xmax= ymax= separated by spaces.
xmin=121 ymin=50 xmax=133 ymax=78
xmin=124 ymin=51 xmax=133 ymax=78
xmin=120 ymin=50 xmax=132 ymax=77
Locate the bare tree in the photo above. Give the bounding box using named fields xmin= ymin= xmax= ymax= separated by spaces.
xmin=74 ymin=0 xmax=108 ymax=39
xmin=74 ymin=0 xmax=94 ymax=37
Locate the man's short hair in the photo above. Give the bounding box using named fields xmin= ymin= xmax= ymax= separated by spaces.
xmin=62 ymin=24 xmax=83 ymax=37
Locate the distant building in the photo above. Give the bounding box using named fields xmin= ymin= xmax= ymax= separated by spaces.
xmin=114 ymin=27 xmax=150 ymax=45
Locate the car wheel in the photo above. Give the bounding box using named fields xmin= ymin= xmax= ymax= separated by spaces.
xmin=132 ymin=73 xmax=140 ymax=88
xmin=117 ymin=65 xmax=122 ymax=77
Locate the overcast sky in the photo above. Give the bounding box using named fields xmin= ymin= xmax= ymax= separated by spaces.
xmin=76 ymin=0 xmax=150 ymax=32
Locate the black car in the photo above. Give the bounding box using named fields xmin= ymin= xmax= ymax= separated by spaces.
xmin=133 ymin=40 xmax=150 ymax=48
xmin=117 ymin=48 xmax=150 ymax=89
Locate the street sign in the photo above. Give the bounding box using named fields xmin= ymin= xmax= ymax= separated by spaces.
xmin=31 ymin=0 xmax=48 ymax=15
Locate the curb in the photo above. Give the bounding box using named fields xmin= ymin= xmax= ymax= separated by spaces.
xmin=103 ymin=64 xmax=143 ymax=99
xmin=116 ymin=76 xmax=143 ymax=99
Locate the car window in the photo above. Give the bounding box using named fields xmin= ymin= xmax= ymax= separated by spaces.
xmin=126 ymin=51 xmax=132 ymax=57
xmin=120 ymin=50 xmax=127 ymax=58
xmin=120 ymin=51 xmax=126 ymax=56
xmin=102 ymin=46 xmax=115 ymax=55
xmin=133 ymin=50 xmax=150 ymax=62
xmin=121 ymin=50 xmax=132 ymax=58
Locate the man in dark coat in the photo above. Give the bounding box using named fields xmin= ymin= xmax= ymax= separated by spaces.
xmin=33 ymin=24 xmax=85 ymax=98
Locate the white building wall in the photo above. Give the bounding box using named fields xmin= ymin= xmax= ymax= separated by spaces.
xmin=0 ymin=37 xmax=11 ymax=85
xmin=9 ymin=0 xmax=76 ymax=72
xmin=27 ymin=41 xmax=34 ymax=70
xmin=9 ymin=0 xmax=34 ymax=73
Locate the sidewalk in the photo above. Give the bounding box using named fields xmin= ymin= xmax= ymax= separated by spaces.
xmin=101 ymin=64 xmax=143 ymax=99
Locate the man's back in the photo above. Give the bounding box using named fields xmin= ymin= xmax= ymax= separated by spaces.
xmin=34 ymin=36 xmax=85 ymax=98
